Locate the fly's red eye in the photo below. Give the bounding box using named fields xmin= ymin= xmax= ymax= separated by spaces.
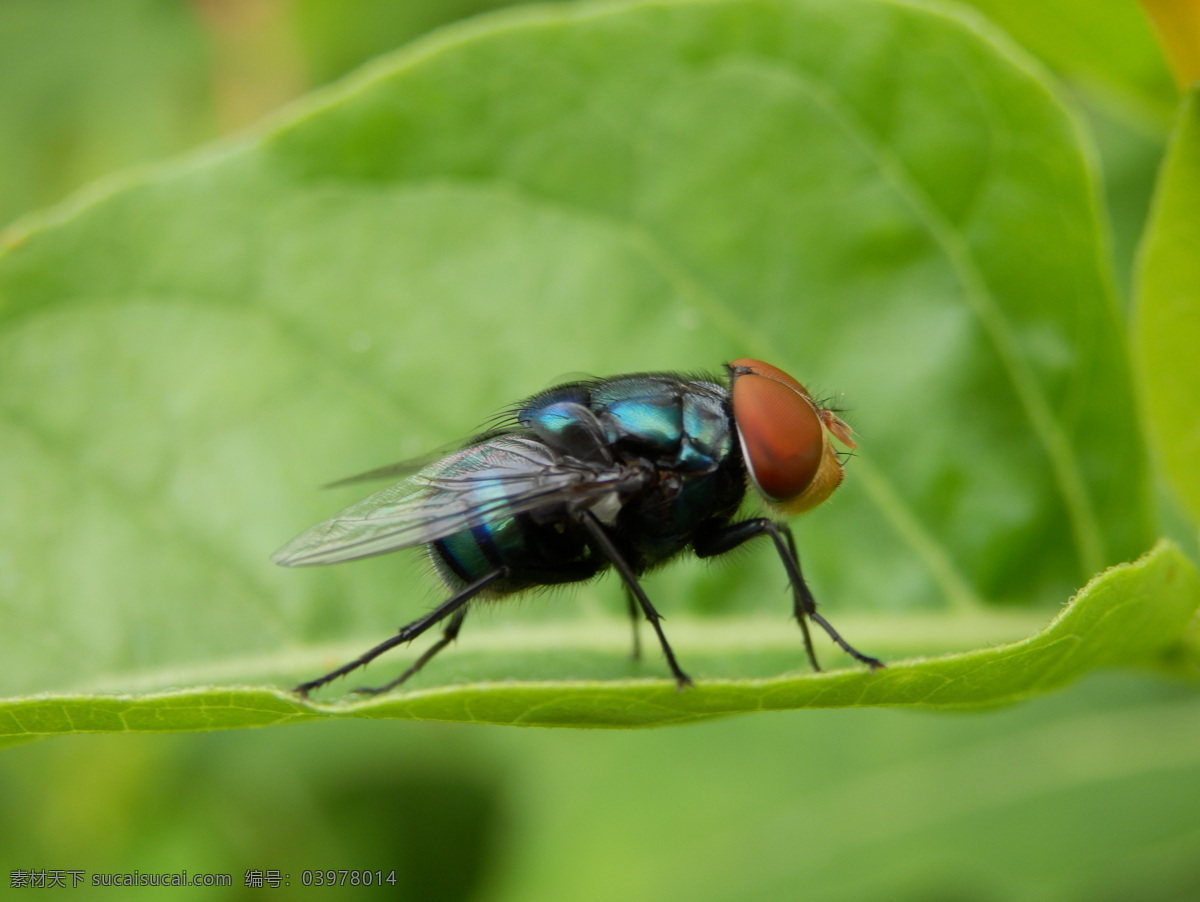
xmin=730 ymin=359 xmax=824 ymax=502
xmin=729 ymin=358 xmax=850 ymax=513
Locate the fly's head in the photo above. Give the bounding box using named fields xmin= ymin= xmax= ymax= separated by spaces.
xmin=727 ymin=358 xmax=856 ymax=515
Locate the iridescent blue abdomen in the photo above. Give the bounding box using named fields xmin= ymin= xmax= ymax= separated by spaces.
xmin=427 ymin=440 xmax=599 ymax=593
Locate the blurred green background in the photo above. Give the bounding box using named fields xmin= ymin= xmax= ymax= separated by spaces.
xmin=1 ymin=0 xmax=1197 ymax=898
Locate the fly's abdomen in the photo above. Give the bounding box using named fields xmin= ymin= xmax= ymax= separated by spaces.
xmin=431 ymin=513 xmax=599 ymax=593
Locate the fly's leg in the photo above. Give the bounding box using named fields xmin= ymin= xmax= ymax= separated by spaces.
xmin=693 ymin=519 xmax=884 ymax=672
xmin=354 ymin=608 xmax=467 ymax=696
xmin=773 ymin=526 xmax=883 ymax=669
xmin=294 ymin=567 xmax=507 ymax=698
xmin=624 ymin=586 xmax=642 ymax=661
xmin=579 ymin=511 xmax=692 ymax=689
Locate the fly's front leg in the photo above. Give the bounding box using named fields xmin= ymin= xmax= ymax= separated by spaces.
xmin=693 ymin=519 xmax=884 ymax=672
xmin=294 ymin=567 xmax=506 ymax=698
xmin=578 ymin=511 xmax=692 ymax=689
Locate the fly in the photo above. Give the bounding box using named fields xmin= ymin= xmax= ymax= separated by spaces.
xmin=274 ymin=359 xmax=884 ymax=696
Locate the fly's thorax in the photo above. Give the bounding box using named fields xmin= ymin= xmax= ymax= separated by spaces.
xmin=607 ymin=424 xmax=748 ymax=572
xmin=590 ymin=375 xmax=734 ymax=472
xmin=515 ymin=372 xmax=736 ymax=474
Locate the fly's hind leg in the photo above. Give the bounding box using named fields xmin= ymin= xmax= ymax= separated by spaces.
xmin=294 ymin=567 xmax=507 ymax=698
xmin=354 ymin=607 xmax=468 ymax=696
xmin=693 ymin=519 xmax=884 ymax=673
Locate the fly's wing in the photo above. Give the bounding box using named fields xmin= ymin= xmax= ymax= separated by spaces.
xmin=320 ymin=448 xmax=448 ymax=489
xmin=272 ymin=436 xmax=642 ymax=567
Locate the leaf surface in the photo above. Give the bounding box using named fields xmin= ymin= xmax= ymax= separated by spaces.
xmin=0 ymin=0 xmax=1170 ymax=732
xmin=1 ymin=541 xmax=1194 ymax=738
xmin=1135 ymin=87 xmax=1200 ymax=527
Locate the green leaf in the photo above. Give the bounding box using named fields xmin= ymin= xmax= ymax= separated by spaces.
xmin=1 ymin=540 xmax=1195 ymax=737
xmin=0 ymin=0 xmax=1167 ymax=731
xmin=957 ymin=0 xmax=1177 ymax=131
xmin=292 ymin=0 xmax=541 ymax=84
xmin=0 ymin=0 xmax=215 ymax=227
xmin=946 ymin=2 xmax=1177 ymax=302
xmin=1135 ymin=86 xmax=1200 ymax=527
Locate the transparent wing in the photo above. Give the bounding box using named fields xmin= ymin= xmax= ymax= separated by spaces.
xmin=320 ymin=448 xmax=448 ymax=489
xmin=272 ymin=436 xmax=641 ymax=567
